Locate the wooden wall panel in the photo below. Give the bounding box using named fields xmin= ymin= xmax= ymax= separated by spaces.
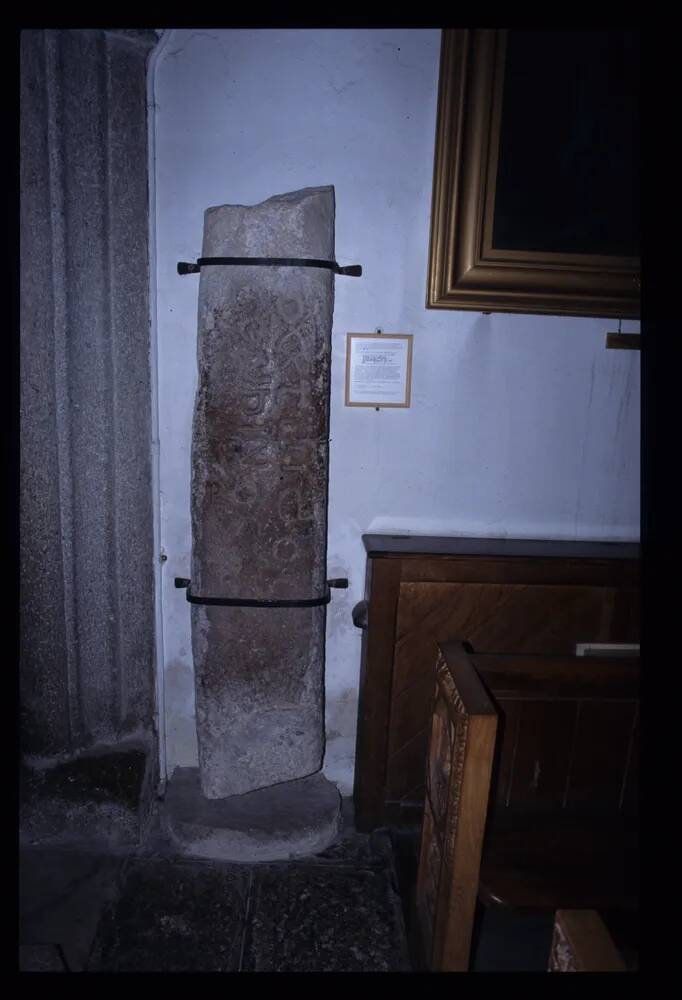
xmin=387 ymin=581 xmax=632 ymax=814
xmin=352 ymin=537 xmax=640 ymax=831
xmin=492 ymin=699 xmax=522 ymax=807
xmin=385 ymin=729 xmax=429 ymax=802
xmin=396 ymin=582 xmax=623 ymax=658
xmin=621 ymin=709 xmax=639 ymax=816
xmin=387 ymin=671 xmax=435 ymax=758
xmin=566 ymin=702 xmax=637 ymax=811
xmin=507 ymin=701 xmax=578 ymax=809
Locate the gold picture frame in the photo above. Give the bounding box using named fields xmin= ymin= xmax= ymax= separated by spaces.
xmin=426 ymin=29 xmax=640 ymax=318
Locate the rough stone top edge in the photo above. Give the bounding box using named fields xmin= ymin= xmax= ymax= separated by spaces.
xmin=204 ymin=185 xmax=335 ymax=218
xmin=103 ymin=28 xmax=161 ymax=46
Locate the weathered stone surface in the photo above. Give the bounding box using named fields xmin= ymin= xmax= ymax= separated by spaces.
xmin=21 ymin=817 xmax=413 ymax=973
xmin=20 ymin=29 xmax=156 ymax=758
xmin=163 ymin=767 xmax=340 ymax=861
xmin=191 ymin=186 xmax=335 ymax=797
xmin=242 ymin=865 xmax=411 ymax=972
xmin=90 ymin=858 xmax=250 ymax=972
xmin=19 ymin=945 xmax=68 ymax=971
xmin=20 ymin=849 xmax=125 ymax=971
xmin=20 ymin=741 xmax=154 ymax=848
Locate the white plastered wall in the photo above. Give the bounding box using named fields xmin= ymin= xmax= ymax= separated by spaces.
xmin=149 ymin=29 xmax=640 ymax=794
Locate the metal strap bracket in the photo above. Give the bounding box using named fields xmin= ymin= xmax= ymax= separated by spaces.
xmin=174 ymin=576 xmax=348 ymax=608
xmin=177 ymin=256 xmax=361 ymax=277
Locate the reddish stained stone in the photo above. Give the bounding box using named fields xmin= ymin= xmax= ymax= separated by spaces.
xmin=190 ymin=187 xmax=335 ymax=798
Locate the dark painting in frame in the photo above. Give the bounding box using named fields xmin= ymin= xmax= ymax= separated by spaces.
xmin=427 ymin=29 xmax=640 ymax=318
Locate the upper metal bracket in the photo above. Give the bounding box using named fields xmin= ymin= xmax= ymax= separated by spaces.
xmin=177 ymin=256 xmax=361 ymax=277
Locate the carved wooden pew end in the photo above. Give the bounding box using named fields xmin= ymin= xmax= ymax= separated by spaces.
xmin=415 ymin=643 xmax=498 ymax=971
xmin=415 ymin=641 xmax=639 ymax=972
xmin=549 ymin=910 xmax=627 ymax=972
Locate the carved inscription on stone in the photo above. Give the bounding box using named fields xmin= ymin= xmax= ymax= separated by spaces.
xmin=190 ymin=188 xmax=335 ymax=798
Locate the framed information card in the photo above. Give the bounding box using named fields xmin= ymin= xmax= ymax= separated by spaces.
xmin=345 ymin=333 xmax=413 ymax=408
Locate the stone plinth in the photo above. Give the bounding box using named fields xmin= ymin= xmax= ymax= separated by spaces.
xmin=190 ymin=187 xmax=335 ymax=798
xmin=163 ymin=768 xmax=341 ymax=862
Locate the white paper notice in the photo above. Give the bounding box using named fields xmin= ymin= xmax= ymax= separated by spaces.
xmin=346 ymin=335 xmax=412 ymax=407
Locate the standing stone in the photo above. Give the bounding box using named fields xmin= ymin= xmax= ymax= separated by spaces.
xmin=191 ymin=187 xmax=335 ymax=798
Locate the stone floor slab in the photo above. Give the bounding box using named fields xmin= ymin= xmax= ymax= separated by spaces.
xmin=19 ymin=848 xmax=126 ymax=971
xmin=294 ymin=827 xmax=396 ymax=870
xmin=89 ymin=858 xmax=250 ymax=972
xmin=19 ymin=944 xmax=68 ymax=971
xmin=242 ymin=865 xmax=410 ymax=972
xmin=164 ymin=767 xmax=340 ymax=862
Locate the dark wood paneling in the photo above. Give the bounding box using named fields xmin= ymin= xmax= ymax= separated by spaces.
xmin=416 ymin=642 xmax=640 ymax=971
xmin=566 ymin=702 xmax=637 ymax=811
xmin=507 ymin=701 xmax=578 ymax=809
xmin=474 ymin=655 xmax=639 ymax=699
xmin=387 ymin=671 xmax=436 ymax=758
xmin=400 ymin=557 xmax=639 ymax=588
xmin=621 ymin=708 xmax=639 ymax=816
xmin=476 ymin=655 xmax=638 ymax=816
xmin=396 ymin=582 xmax=623 ymax=655
xmin=492 ymin=699 xmax=522 ymax=808
xmin=387 ymin=582 xmax=632 ymax=816
xmin=611 ymin=587 xmax=641 ymax=640
xmin=353 ymin=557 xmax=402 ymax=829
xmin=386 ymin=728 xmax=429 ymax=801
xmin=353 ymin=536 xmax=640 ymax=831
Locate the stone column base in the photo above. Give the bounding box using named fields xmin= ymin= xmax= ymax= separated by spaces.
xmin=163 ymin=768 xmax=341 ymax=862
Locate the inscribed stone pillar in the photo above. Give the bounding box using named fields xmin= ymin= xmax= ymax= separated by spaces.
xmin=191 ymin=187 xmax=335 ymax=798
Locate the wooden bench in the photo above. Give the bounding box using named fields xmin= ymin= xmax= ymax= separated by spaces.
xmin=548 ymin=910 xmax=627 ymax=972
xmin=353 ymin=535 xmax=640 ymax=831
xmin=415 ymin=641 xmax=639 ymax=971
